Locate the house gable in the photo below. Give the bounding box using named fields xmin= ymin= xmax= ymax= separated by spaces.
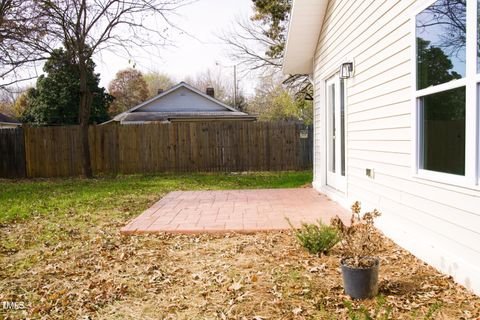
xmin=135 ymin=86 xmax=229 ymax=113
xmin=105 ymin=82 xmax=255 ymax=124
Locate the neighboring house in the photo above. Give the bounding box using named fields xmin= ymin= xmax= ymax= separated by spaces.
xmin=0 ymin=113 xmax=21 ymax=129
xmin=284 ymin=0 xmax=480 ymax=295
xmin=104 ymin=82 xmax=256 ymax=124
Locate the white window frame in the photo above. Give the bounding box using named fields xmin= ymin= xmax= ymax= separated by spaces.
xmin=411 ymin=0 xmax=480 ymax=188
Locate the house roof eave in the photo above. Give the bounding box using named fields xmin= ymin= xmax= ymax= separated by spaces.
xmin=282 ymin=0 xmax=329 ymax=75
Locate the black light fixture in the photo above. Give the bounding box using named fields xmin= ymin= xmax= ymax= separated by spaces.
xmin=339 ymin=62 xmax=354 ymax=79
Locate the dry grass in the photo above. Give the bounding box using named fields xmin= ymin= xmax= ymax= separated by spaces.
xmin=2 ymin=226 xmax=480 ymax=319
xmin=1 ymin=173 xmax=480 ymax=319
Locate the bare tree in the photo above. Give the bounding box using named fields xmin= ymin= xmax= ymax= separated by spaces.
xmin=221 ymin=19 xmax=283 ymax=71
xmin=0 ymin=0 xmax=50 ymax=88
xmin=416 ymin=0 xmax=466 ymax=59
xmin=23 ymin=0 xmax=186 ymax=178
xmin=248 ymin=73 xmax=312 ymax=124
xmin=143 ymin=71 xmax=175 ymax=97
xmin=0 ymin=87 xmax=16 ymax=115
xmin=221 ymin=18 xmax=312 ymax=100
xmin=185 ymin=68 xmax=247 ymax=111
xmin=219 ymin=0 xmax=311 ymax=99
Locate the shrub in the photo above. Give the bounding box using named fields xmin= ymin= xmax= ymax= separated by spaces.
xmin=288 ymin=219 xmax=341 ymax=254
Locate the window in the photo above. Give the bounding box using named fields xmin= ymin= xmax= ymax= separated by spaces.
xmin=414 ymin=0 xmax=479 ymax=186
xmin=420 ymin=87 xmax=465 ymax=175
xmin=416 ymin=1 xmax=466 ymax=90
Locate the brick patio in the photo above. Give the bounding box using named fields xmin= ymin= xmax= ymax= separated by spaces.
xmin=120 ymin=188 xmax=350 ymax=234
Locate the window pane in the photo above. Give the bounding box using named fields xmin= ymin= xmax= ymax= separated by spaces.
xmin=421 ymin=86 xmax=465 ymax=175
xmin=416 ymin=0 xmax=466 ymax=90
xmin=328 ymin=83 xmax=335 ymax=173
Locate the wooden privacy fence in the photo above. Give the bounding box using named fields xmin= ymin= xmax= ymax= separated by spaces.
xmin=0 ymin=128 xmax=26 ymax=178
xmin=2 ymin=122 xmax=312 ymax=178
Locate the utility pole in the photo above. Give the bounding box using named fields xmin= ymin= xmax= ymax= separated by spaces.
xmin=233 ymin=65 xmax=237 ymax=109
xmin=216 ymin=61 xmax=238 ymax=109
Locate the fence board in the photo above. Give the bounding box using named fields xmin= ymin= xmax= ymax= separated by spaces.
xmin=0 ymin=128 xmax=26 ymax=178
xmin=3 ymin=122 xmax=312 ymax=178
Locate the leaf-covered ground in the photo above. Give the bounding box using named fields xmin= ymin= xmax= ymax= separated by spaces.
xmin=1 ymin=172 xmax=479 ymax=319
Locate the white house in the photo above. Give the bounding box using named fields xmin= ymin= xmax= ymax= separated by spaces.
xmin=104 ymin=82 xmax=255 ymax=125
xmin=284 ymin=0 xmax=480 ymax=295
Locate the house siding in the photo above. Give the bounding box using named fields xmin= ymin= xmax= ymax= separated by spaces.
xmin=136 ymin=87 xmax=226 ymax=113
xmin=312 ymin=0 xmax=480 ymax=294
xmin=0 ymin=123 xmax=21 ymax=129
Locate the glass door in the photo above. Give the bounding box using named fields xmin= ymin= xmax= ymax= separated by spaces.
xmin=326 ymin=75 xmax=346 ymax=192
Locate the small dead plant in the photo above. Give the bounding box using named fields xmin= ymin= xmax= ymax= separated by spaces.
xmin=331 ymin=201 xmax=382 ymax=268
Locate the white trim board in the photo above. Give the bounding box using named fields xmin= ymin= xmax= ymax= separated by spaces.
xmin=283 ymin=0 xmax=329 ymax=74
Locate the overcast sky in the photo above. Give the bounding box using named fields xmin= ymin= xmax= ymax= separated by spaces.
xmin=94 ymin=0 xmax=256 ymax=94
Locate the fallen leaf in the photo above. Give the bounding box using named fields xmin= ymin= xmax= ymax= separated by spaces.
xmin=192 ymin=273 xmax=201 ymax=280
xmin=292 ymin=307 xmax=302 ymax=315
xmin=309 ymin=263 xmax=326 ymax=273
xmin=229 ymin=282 xmax=242 ymax=291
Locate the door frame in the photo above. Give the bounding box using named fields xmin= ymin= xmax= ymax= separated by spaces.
xmin=313 ymin=70 xmax=349 ymax=204
xmin=325 ymin=75 xmax=345 ymax=192
xmin=325 ymin=74 xmax=347 ymax=193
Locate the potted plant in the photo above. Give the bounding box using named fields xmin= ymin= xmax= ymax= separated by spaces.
xmin=331 ymin=201 xmax=382 ymax=300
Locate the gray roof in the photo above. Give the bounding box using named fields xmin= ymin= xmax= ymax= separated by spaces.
xmin=121 ymin=111 xmax=256 ymax=122
xmin=0 ymin=113 xmax=21 ymax=124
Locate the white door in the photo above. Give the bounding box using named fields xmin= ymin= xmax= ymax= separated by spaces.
xmin=325 ymin=75 xmax=346 ymax=192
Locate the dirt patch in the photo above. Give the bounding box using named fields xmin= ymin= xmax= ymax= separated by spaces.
xmin=1 ymin=223 xmax=480 ymax=320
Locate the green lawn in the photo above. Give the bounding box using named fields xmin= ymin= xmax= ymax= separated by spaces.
xmin=0 ymin=171 xmax=312 ymax=224
xmin=0 ymin=171 xmax=311 ymax=254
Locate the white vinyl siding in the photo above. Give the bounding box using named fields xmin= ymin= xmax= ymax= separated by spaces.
xmin=312 ymin=0 xmax=480 ymax=295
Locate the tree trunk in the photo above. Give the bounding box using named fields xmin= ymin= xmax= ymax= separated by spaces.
xmin=78 ymin=58 xmax=93 ymax=178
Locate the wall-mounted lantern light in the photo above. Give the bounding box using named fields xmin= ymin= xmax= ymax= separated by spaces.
xmin=339 ymin=62 xmax=354 ymax=79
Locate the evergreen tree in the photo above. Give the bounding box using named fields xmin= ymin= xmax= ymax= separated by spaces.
xmin=416 ymin=37 xmax=464 ymax=120
xmin=251 ymin=0 xmax=291 ymax=60
xmin=21 ymin=48 xmax=111 ymax=125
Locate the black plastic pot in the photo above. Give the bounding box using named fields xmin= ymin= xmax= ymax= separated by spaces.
xmin=340 ymin=257 xmax=379 ymax=300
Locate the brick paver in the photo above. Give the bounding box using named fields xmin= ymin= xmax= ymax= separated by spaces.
xmin=120 ymin=188 xmax=350 ymax=234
